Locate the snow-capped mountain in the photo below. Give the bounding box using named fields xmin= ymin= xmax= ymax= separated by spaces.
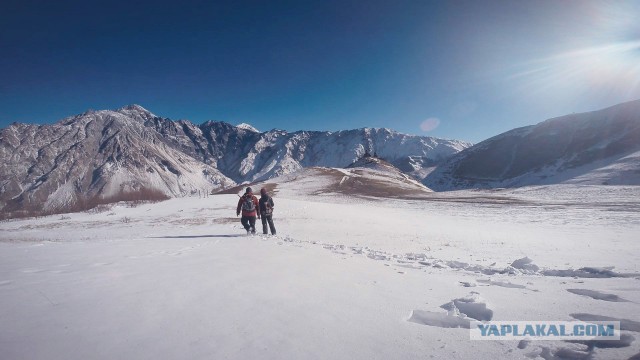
xmin=236 ymin=123 xmax=260 ymax=133
xmin=0 ymin=105 xmax=469 ymax=217
xmin=223 ymin=127 xmax=470 ymax=183
xmin=0 ymin=105 xmax=235 ymax=216
xmin=424 ymin=99 xmax=640 ymax=190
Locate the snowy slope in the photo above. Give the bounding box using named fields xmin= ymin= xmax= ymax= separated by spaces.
xmin=221 ymin=155 xmax=433 ymax=200
xmin=1 ymin=184 xmax=639 ymax=359
xmin=424 ymin=99 xmax=640 ymax=190
xmin=0 ymin=105 xmax=234 ymax=217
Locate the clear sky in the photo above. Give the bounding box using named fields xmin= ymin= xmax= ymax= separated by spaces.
xmin=1 ymin=0 xmax=639 ymax=143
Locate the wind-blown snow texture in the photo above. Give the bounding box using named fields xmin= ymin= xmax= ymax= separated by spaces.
xmin=424 ymin=99 xmax=640 ymax=190
xmin=0 ymin=105 xmax=469 ymax=215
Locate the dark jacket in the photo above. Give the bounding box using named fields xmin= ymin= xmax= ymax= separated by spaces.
xmin=259 ymin=195 xmax=274 ymax=216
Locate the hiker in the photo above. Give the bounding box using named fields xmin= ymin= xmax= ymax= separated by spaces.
xmin=236 ymin=187 xmax=260 ymax=234
xmin=259 ymin=187 xmax=276 ymax=235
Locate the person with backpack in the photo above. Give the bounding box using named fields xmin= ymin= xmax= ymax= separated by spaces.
xmin=236 ymin=187 xmax=260 ymax=235
xmin=258 ymin=187 xmax=276 ymax=235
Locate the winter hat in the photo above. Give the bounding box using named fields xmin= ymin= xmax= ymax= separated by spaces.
xmin=260 ymin=188 xmax=267 ymax=196
xmin=245 ymin=187 xmax=253 ymax=194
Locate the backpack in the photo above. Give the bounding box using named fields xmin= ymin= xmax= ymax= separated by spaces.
xmin=263 ymin=197 xmax=273 ymax=215
xmin=242 ymin=195 xmax=256 ymax=212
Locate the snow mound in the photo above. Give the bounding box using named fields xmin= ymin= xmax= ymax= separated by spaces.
xmin=510 ymin=256 xmax=540 ymax=272
xmin=440 ymin=292 xmax=493 ymax=321
xmin=408 ymin=292 xmax=493 ymax=328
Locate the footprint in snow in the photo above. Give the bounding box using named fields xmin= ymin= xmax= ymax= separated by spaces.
xmin=567 ymin=289 xmax=628 ymax=302
xmin=440 ymin=292 xmax=493 ymax=321
xmin=477 ymin=278 xmax=527 ymax=289
xmin=566 ymin=334 xmax=636 ymax=349
xmin=407 ymin=309 xmax=471 ymax=329
xmin=397 ymin=263 xmax=425 ymax=270
xmin=407 ymin=292 xmax=493 ymax=329
xmin=571 ymin=313 xmax=640 ymax=332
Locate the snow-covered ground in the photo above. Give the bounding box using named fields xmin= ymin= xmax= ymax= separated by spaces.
xmin=1 ymin=185 xmax=639 ymax=359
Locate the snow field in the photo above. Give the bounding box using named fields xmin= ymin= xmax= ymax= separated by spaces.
xmin=1 ymin=186 xmax=640 ymax=359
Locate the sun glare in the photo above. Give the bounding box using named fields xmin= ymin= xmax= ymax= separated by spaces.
xmin=562 ymin=41 xmax=640 ymax=81
xmin=510 ymin=40 xmax=640 ymax=100
xmin=508 ymin=1 xmax=640 ymax=101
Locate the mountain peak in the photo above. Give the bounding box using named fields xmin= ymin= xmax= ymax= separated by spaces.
xmin=116 ymin=104 xmax=154 ymax=116
xmin=236 ymin=123 xmax=260 ymax=132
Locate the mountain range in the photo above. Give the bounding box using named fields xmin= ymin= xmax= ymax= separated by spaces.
xmin=1 ymin=100 xmax=639 ymax=218
xmin=0 ymin=105 xmax=468 ymax=217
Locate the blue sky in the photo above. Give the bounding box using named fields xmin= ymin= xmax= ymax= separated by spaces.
xmin=1 ymin=0 xmax=639 ymax=143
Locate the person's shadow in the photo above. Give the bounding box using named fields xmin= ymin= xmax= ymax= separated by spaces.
xmin=149 ymin=234 xmax=245 ymax=239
